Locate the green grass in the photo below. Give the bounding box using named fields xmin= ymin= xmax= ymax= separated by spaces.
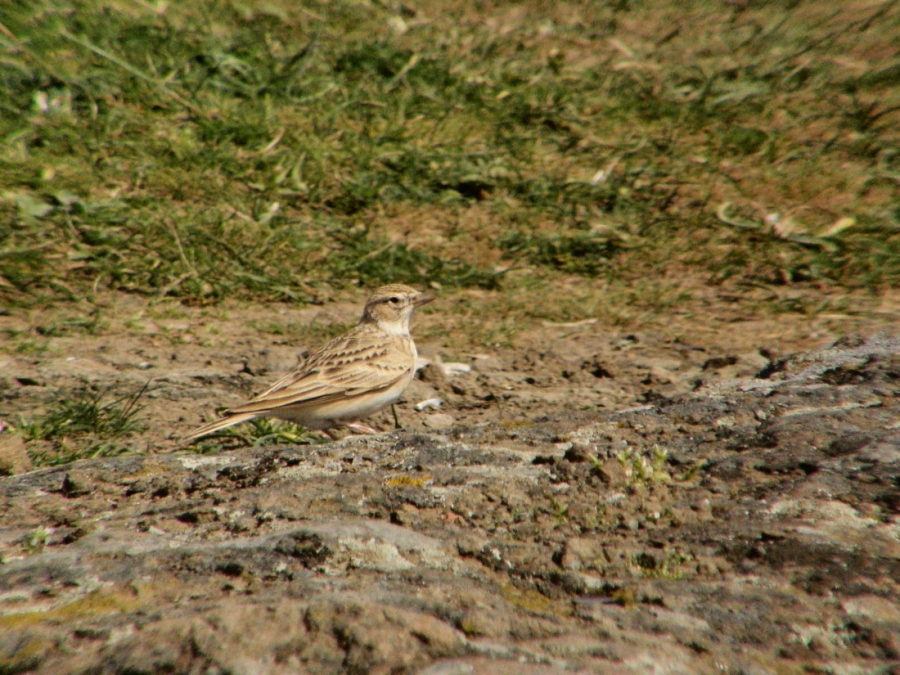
xmin=0 ymin=0 xmax=898 ymax=309
xmin=189 ymin=418 xmax=318 ymax=453
xmin=499 ymin=228 xmax=626 ymax=276
xmin=19 ymin=384 xmax=148 ymax=466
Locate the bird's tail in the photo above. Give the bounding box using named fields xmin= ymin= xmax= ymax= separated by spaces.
xmin=181 ymin=412 xmax=260 ymax=445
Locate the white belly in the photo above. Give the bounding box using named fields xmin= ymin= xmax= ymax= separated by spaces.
xmin=273 ymin=371 xmax=414 ymax=429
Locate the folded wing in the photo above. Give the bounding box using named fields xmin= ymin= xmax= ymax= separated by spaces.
xmin=228 ymin=332 xmax=413 ymax=415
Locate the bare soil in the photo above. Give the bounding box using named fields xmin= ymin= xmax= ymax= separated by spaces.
xmin=2 ymin=283 xmax=897 ymax=448
xmin=1 ymin=285 xmax=899 ymax=674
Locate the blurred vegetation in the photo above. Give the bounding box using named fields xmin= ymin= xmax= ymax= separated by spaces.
xmin=0 ymin=0 xmax=898 ymax=308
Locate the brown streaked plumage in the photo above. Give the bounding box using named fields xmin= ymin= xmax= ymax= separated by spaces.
xmin=183 ymin=284 xmax=434 ymax=443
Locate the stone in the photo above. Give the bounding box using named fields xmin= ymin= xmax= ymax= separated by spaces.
xmin=422 ymin=413 xmax=455 ymax=430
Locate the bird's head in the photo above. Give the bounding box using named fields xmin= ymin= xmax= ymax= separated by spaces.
xmin=360 ymin=284 xmax=434 ymax=335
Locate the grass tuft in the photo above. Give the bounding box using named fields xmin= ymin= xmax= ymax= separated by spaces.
xmin=617 ymin=445 xmax=671 ymax=488
xmin=190 ymin=418 xmax=318 ymax=453
xmin=500 ymin=229 xmax=626 ymax=276
xmin=19 ymin=384 xmax=148 ymax=467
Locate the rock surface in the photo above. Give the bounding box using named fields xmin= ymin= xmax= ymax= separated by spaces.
xmin=1 ymin=334 xmax=899 ymax=674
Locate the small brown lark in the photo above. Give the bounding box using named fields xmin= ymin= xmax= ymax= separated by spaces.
xmin=183 ymin=284 xmax=434 ymax=443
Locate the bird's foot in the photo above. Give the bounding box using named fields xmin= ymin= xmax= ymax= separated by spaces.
xmin=340 ymin=421 xmax=382 ymax=435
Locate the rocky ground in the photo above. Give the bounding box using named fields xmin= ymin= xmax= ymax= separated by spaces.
xmin=1 ymin=320 xmax=898 ymax=674
xmin=3 ymin=0 xmax=899 ymax=671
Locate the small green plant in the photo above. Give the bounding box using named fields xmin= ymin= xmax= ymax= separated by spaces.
xmin=20 ymin=384 xmax=148 ymax=467
xmin=617 ymin=445 xmax=671 ymax=487
xmin=23 ymin=526 xmax=53 ymax=554
xmin=191 ymin=418 xmax=318 ymax=451
xmin=678 ymin=460 xmax=706 ymax=482
xmin=549 ymin=498 xmax=569 ymax=525
xmin=632 ymin=550 xmax=691 ymax=580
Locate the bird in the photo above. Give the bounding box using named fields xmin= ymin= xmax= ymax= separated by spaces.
xmin=183 ymin=284 xmax=434 ymax=443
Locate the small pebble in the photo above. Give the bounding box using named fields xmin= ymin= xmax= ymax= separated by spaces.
xmin=415 ymin=398 xmax=442 ymax=411
xmin=422 ymin=413 xmax=455 ymax=430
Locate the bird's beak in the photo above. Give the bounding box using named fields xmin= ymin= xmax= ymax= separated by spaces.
xmin=414 ymin=292 xmax=435 ymax=307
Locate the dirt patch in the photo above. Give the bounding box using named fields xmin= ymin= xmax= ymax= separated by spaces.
xmin=3 ymin=285 xmax=895 ymax=452
xmin=2 ymin=316 xmax=898 ymax=673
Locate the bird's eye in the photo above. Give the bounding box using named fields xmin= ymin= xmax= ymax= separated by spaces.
xmin=389 ymin=297 xmax=400 ymax=305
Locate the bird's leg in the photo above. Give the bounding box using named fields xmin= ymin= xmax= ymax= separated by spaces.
xmin=391 ymin=404 xmax=402 ymax=429
xmin=318 ymin=428 xmax=339 ymax=441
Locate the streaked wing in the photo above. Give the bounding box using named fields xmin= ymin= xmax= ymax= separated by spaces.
xmin=228 ymin=328 xmax=413 ymax=415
